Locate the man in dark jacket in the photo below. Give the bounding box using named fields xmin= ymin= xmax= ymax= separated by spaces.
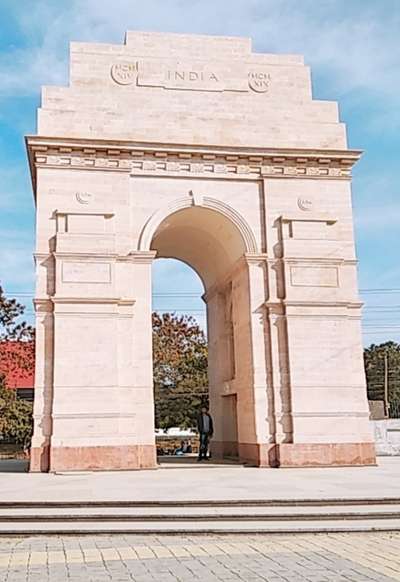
xmin=197 ymin=406 xmax=214 ymax=461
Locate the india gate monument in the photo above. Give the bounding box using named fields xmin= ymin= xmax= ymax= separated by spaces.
xmin=26 ymin=31 xmax=375 ymax=472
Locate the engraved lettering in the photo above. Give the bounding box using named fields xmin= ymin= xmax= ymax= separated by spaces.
xmin=166 ymin=70 xmax=219 ymax=85
xmin=111 ymin=62 xmax=137 ymax=85
xmin=248 ymin=71 xmax=271 ymax=93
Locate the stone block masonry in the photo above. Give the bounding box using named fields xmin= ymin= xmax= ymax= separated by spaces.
xmin=26 ymin=31 xmax=375 ymax=472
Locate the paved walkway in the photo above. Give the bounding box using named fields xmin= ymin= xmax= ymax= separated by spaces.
xmin=1 ymin=532 xmax=400 ymax=581
xmin=1 ymin=457 xmax=400 ymax=503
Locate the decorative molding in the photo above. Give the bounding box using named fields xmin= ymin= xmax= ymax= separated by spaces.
xmin=138 ymin=195 xmax=258 ymax=254
xmin=120 ymin=251 xmax=157 ymax=264
xmin=52 ymin=297 xmax=135 ymax=305
xmin=53 ymin=252 xmax=117 ymax=260
xmin=280 ymin=213 xmax=337 ymax=225
xmin=33 ymin=299 xmax=54 ymax=313
xmin=267 ymin=257 xmax=358 ymax=267
xmin=26 ymin=136 xmax=361 ymax=194
xmin=292 ymin=412 xmax=369 ymax=418
xmin=244 ymin=253 xmax=269 ymax=265
xmin=265 ymin=300 xmax=363 ymax=310
xmin=52 ymin=413 xmax=137 ymax=419
xmin=55 ymin=210 xmax=114 ymax=218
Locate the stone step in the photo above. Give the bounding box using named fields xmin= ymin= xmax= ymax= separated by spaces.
xmin=1 ymin=518 xmax=400 ymax=534
xmin=2 ymin=497 xmax=400 ymax=508
xmin=2 ymin=500 xmax=400 ymax=533
xmin=2 ymin=504 xmax=400 ymax=520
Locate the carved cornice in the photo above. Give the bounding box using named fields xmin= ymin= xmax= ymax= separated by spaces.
xmin=265 ymin=300 xmax=363 ymax=313
xmin=26 ymin=136 xmax=361 ymax=194
xmin=119 ymin=251 xmax=157 ymax=264
xmin=33 ymin=298 xmax=54 ymax=313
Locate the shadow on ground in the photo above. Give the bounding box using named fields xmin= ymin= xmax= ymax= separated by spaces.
xmin=0 ymin=459 xmax=29 ymax=473
xmin=158 ymin=455 xmax=243 ymax=468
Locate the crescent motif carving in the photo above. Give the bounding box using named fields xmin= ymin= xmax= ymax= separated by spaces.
xmin=297 ymin=198 xmax=313 ymax=212
xmin=76 ymin=192 xmax=92 ymax=204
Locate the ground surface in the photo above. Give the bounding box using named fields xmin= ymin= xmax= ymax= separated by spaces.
xmin=1 ymin=457 xmax=400 ymax=502
xmin=1 ymin=532 xmax=400 ymax=581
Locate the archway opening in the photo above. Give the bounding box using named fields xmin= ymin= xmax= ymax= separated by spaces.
xmin=150 ymin=205 xmax=251 ymax=463
xmin=152 ymin=258 xmax=207 ymax=462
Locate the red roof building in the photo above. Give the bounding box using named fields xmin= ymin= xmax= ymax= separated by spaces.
xmin=0 ymin=341 xmax=35 ymax=401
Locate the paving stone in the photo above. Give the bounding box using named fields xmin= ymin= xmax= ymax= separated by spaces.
xmin=1 ymin=533 xmax=400 ymax=581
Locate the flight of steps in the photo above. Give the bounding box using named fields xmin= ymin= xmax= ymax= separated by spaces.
xmin=1 ymin=498 xmax=400 ymax=534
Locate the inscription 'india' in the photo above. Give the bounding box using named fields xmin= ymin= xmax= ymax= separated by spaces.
xmin=166 ymin=70 xmax=219 ymax=83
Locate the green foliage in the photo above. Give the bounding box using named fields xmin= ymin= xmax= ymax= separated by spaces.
xmin=0 ymin=284 xmax=35 ymax=380
xmin=0 ymin=381 xmax=33 ymax=446
xmin=0 ymin=285 xmax=34 ymax=341
xmin=364 ymin=341 xmax=400 ymax=407
xmin=153 ymin=312 xmax=208 ymax=430
xmin=0 ymin=284 xmax=34 ymax=446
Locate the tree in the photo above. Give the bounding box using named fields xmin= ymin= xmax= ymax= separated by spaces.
xmin=364 ymin=342 xmax=400 ymax=411
xmin=0 ymin=285 xmax=35 ymax=380
xmin=0 ymin=285 xmax=34 ymax=446
xmin=0 ymin=384 xmax=33 ymax=445
xmin=153 ymin=312 xmax=208 ymax=430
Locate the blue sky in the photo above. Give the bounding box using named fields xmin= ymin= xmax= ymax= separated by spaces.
xmin=0 ymin=0 xmax=399 ymax=343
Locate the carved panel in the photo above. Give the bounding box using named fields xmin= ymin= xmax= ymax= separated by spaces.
xmin=67 ymin=214 xmax=106 ymax=234
xmin=62 ymin=262 xmax=111 ymax=284
xmin=290 ymin=221 xmax=330 ymax=240
xmin=290 ymin=266 xmax=339 ymax=288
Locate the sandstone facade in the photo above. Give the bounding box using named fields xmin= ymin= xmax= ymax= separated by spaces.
xmin=26 ymin=31 xmax=375 ymax=471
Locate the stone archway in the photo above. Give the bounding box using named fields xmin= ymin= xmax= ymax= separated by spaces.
xmin=148 ymin=200 xmax=262 ymax=463
xmin=27 ymin=30 xmax=375 ymax=472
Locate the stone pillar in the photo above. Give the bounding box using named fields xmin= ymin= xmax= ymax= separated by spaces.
xmin=29 ymin=300 xmax=54 ymax=472
xmin=122 ymin=251 xmax=157 ymax=469
xmin=206 ymin=288 xmax=227 ymax=459
xmin=208 ymin=255 xmax=274 ymax=466
xmin=263 ymin=213 xmax=375 ymax=467
xmin=264 ymin=257 xmax=294 ymax=450
xmin=31 ymin=230 xmax=157 ymax=472
xmin=236 ymin=255 xmax=275 ymax=466
xmin=30 ymin=251 xmax=55 ymax=472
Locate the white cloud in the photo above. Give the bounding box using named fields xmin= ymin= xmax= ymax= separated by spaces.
xmin=0 ymin=0 xmax=398 ymax=334
xmin=0 ymin=0 xmax=399 ymax=104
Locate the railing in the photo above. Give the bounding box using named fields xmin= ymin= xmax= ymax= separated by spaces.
xmin=389 ymin=401 xmax=400 ymax=419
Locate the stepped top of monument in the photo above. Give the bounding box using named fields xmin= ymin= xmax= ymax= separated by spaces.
xmin=36 ymin=30 xmax=348 ymax=150
xmin=119 ymin=30 xmax=303 ymax=64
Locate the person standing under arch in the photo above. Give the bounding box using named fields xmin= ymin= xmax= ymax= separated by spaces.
xmin=197 ymin=406 xmax=214 ymax=461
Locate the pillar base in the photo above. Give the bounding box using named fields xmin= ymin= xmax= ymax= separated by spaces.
xmin=29 ymin=445 xmax=50 ymax=472
xmin=30 ymin=444 xmax=157 ymax=472
xmin=238 ymin=442 xmax=376 ymax=467
xmin=211 ymin=441 xmax=238 ymax=459
xmin=276 ymin=442 xmax=376 ymax=467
